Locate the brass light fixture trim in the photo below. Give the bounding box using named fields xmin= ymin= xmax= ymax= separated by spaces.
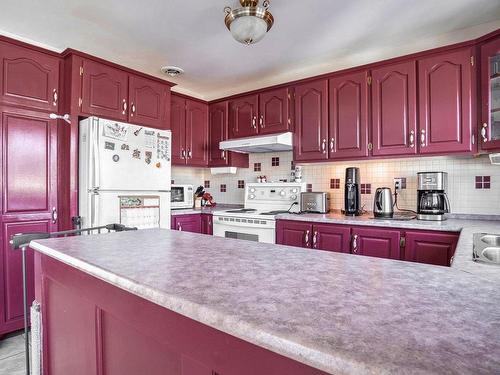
xmin=224 ymin=0 xmax=274 ymax=45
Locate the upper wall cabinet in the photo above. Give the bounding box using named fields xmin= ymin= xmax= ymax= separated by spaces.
xmin=480 ymin=36 xmax=500 ymax=150
xmin=73 ymin=55 xmax=171 ymax=129
xmin=371 ymin=61 xmax=417 ymax=156
xmin=0 ymin=41 xmax=60 ymax=111
xmin=81 ymin=59 xmax=129 ymax=121
xmin=294 ymin=79 xmax=329 ymax=162
xmin=418 ymin=48 xmax=473 ymax=154
xmin=170 ymin=95 xmax=208 ymax=167
xmin=329 ymin=71 xmax=369 ymax=159
xmin=208 ymin=101 xmax=248 ymax=168
xmin=228 ymin=88 xmax=292 ymax=139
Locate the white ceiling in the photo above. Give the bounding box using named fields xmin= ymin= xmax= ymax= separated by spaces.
xmin=1 ymin=0 xmax=500 ymax=101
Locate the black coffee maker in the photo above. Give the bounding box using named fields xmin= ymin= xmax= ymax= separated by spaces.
xmin=344 ymin=167 xmax=361 ymax=216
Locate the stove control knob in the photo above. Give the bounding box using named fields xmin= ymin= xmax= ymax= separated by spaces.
xmin=279 ymin=190 xmax=286 ymax=196
xmin=249 ymin=194 xmax=255 ymax=199
xmin=292 ymin=188 xmax=298 ymax=193
xmin=291 ymin=195 xmax=297 ymax=200
xmin=250 ymin=188 xmax=256 ymax=193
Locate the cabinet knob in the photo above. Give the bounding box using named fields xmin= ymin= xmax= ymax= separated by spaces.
xmin=221 ymin=150 xmax=226 ymax=159
xmin=409 ymin=130 xmax=415 ymax=147
xmin=481 ymin=123 xmax=488 ymax=143
xmin=178 ymin=223 xmax=182 ymax=231
xmin=51 ymin=207 xmax=58 ymax=224
xmin=321 ymin=139 xmax=326 ymax=153
xmin=352 ymin=234 xmax=358 ymax=253
xmin=304 ymin=230 xmax=310 ymax=246
xmin=187 ymin=149 xmax=192 ymax=159
xmin=131 ymin=103 xmax=136 ymax=115
xmin=52 ymin=89 xmax=58 ymax=107
xmin=122 ymin=99 xmax=127 ymax=115
xmin=330 ymin=138 xmax=335 ymax=152
xmin=312 ymin=230 xmax=318 ymax=248
xmin=252 ymin=116 xmax=257 ymax=129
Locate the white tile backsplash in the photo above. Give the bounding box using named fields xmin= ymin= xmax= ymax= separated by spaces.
xmin=172 ymin=152 xmax=500 ymax=215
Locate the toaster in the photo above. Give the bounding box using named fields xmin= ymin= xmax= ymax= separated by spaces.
xmin=300 ymin=192 xmax=330 ymax=213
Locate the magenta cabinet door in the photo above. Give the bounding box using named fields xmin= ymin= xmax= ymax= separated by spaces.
xmin=185 ymin=99 xmax=208 ymax=167
xmin=201 ymin=214 xmax=213 ymax=235
xmin=404 ymin=230 xmax=458 ymax=267
xmin=372 ymin=61 xmax=417 ymax=156
xmin=352 ymin=227 xmax=401 ymax=260
xmin=418 ymin=48 xmax=473 ymax=154
xmin=294 ymin=79 xmax=329 ymax=161
xmin=312 ymin=224 xmax=351 ymax=253
xmin=276 ymin=220 xmax=312 ymax=248
xmin=0 ymin=219 xmax=51 ymax=335
xmin=0 ymin=41 xmax=60 ymax=112
xmin=258 ymin=87 xmax=291 ymax=135
xmin=208 ymin=102 xmax=228 ymax=167
xmin=81 ymin=58 xmax=129 ymax=121
xmin=228 ymin=94 xmax=259 ymax=139
xmin=480 ymin=37 xmax=500 ymax=150
xmin=170 ymin=95 xmax=186 ymax=165
xmin=171 ymin=214 xmax=202 ymax=234
xmin=329 ymin=71 xmax=369 ymax=159
xmin=128 ymin=75 xmax=167 ymax=129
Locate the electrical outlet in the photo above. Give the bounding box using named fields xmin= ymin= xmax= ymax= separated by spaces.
xmin=394 ymin=178 xmax=403 ymax=191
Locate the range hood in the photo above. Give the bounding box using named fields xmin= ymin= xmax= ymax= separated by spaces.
xmin=219 ymin=132 xmax=293 ymax=153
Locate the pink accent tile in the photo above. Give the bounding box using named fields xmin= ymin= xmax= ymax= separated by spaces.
xmin=306 ymin=183 xmax=313 ymax=192
xmin=204 ymin=180 xmax=210 ymax=188
xmin=254 ymin=163 xmax=261 ymax=172
xmin=271 ymin=157 xmax=280 ymax=167
xmin=220 ymin=184 xmax=226 ymax=193
xmin=237 ymin=180 xmax=245 ymax=189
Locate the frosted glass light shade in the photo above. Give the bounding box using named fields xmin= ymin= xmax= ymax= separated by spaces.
xmin=230 ymin=16 xmax=268 ymax=45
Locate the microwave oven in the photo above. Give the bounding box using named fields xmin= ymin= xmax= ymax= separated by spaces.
xmin=171 ymin=184 xmax=194 ymax=209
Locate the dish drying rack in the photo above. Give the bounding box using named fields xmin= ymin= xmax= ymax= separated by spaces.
xmin=10 ymin=223 xmax=137 ymax=375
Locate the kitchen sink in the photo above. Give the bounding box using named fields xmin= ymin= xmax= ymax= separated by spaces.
xmin=473 ymin=233 xmax=500 ymax=264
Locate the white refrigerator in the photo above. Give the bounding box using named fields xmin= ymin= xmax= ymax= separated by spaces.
xmin=79 ymin=117 xmax=171 ymax=229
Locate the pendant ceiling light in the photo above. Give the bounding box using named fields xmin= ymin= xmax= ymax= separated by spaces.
xmin=224 ymin=0 xmax=274 ymax=45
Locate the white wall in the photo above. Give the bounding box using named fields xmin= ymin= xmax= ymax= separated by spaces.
xmin=172 ymin=152 xmax=500 ymax=215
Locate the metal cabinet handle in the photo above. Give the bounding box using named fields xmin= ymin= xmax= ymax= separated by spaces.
xmin=409 ymin=130 xmax=415 ymax=147
xmin=330 ymin=138 xmax=335 ymax=152
xmin=178 ymin=223 xmax=182 ymax=231
xmin=187 ymin=149 xmax=192 ymax=159
xmin=252 ymin=116 xmax=257 ymax=129
xmin=259 ymin=115 xmax=264 ymax=128
xmin=131 ymin=103 xmax=136 ymax=115
xmin=312 ymin=230 xmax=318 ymax=248
xmin=52 ymin=89 xmax=58 ymax=106
xmin=352 ymin=234 xmax=358 ymax=253
xmin=181 ymin=149 xmax=186 ymax=159
xmin=420 ymin=129 xmax=426 ymax=147
xmin=304 ymin=230 xmax=310 ymax=246
xmin=122 ymin=99 xmax=127 ymax=115
xmin=481 ymin=123 xmax=488 ymax=143
xmin=321 ymin=139 xmax=326 ymax=153
xmin=221 ymin=150 xmax=226 ymax=159
xmin=51 ymin=207 xmax=58 ymax=224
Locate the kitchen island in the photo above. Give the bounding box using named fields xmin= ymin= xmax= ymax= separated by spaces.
xmin=30 ymin=229 xmax=500 ymax=374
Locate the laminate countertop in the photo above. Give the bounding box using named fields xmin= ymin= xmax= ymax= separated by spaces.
xmin=170 ymin=204 xmax=242 ymax=216
xmin=30 ymin=229 xmax=500 ymax=374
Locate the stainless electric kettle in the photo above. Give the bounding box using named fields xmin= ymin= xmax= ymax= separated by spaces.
xmin=373 ymin=187 xmax=394 ymax=218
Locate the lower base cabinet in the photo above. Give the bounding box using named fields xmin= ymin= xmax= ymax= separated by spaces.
xmin=171 ymin=214 xmax=213 ymax=235
xmin=404 ymin=230 xmax=459 ymax=266
xmin=276 ymin=220 xmax=459 ymax=266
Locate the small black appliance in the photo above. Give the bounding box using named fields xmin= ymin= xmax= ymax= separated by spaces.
xmin=344 ymin=167 xmax=361 ymax=216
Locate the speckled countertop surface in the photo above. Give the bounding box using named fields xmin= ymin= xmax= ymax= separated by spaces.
xmin=276 ymin=213 xmax=500 ymax=282
xmin=31 ymin=229 xmax=500 ymax=374
xmin=170 ymin=204 xmax=242 ymax=216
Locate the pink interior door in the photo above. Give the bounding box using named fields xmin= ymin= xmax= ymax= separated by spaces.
xmin=0 ymin=41 xmax=60 ymax=112
xmin=229 ymin=95 xmax=259 ymax=139
xmin=352 ymin=227 xmax=401 ymax=260
xmin=129 ymin=75 xmax=167 ymax=129
xmin=293 ymin=80 xmax=328 ymax=161
xmin=185 ymin=99 xmax=208 ymax=167
xmin=81 ymin=59 xmax=129 ymax=121
xmin=480 ymin=37 xmax=500 ymax=150
xmin=208 ymin=102 xmax=228 ymax=167
xmin=418 ymin=48 xmax=473 ymax=154
xmin=313 ymin=224 xmax=351 ymax=253
xmin=329 ymin=71 xmax=369 ymax=159
xmin=372 ymin=61 xmax=417 ymax=156
xmin=276 ymin=220 xmax=312 ymax=248
xmin=170 ymin=95 xmax=186 ymax=165
xmin=404 ymin=230 xmax=458 ymax=266
xmin=0 ymin=107 xmax=58 ymax=335
xmin=258 ymin=87 xmax=290 ymax=135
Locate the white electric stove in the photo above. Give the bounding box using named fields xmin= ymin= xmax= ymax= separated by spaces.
xmin=213 ymin=182 xmax=306 ymax=244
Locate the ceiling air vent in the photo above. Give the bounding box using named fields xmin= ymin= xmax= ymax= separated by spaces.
xmin=160 ymin=66 xmax=184 ymax=77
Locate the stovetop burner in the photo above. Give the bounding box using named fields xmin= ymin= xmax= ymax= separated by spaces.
xmin=225 ymin=208 xmax=257 ymax=213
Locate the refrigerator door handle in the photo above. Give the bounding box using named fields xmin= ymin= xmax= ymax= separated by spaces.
xmin=92 ymin=118 xmax=100 ymax=189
